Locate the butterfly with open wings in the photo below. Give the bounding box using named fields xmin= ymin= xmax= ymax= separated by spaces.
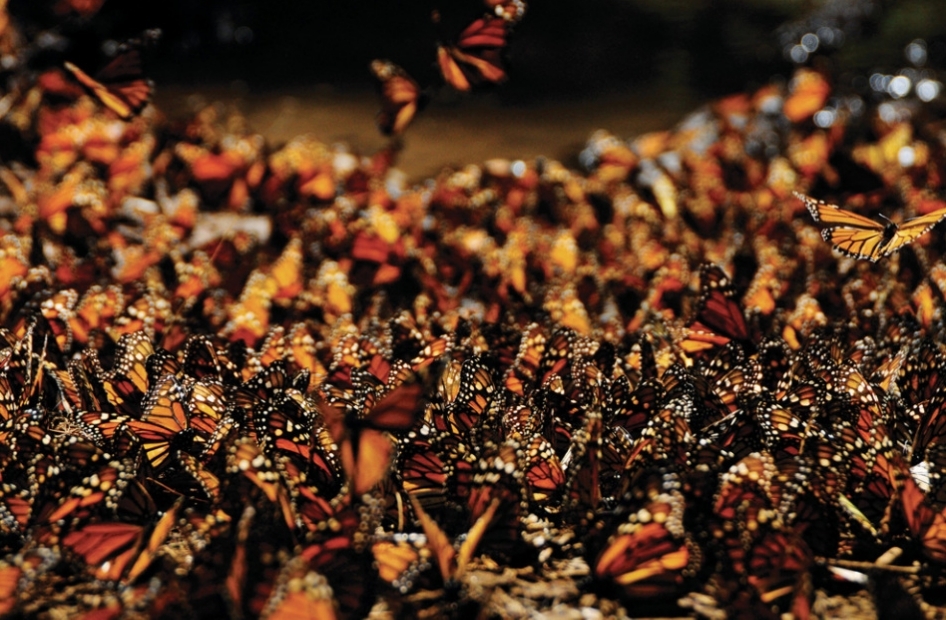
xmin=64 ymin=30 xmax=160 ymax=119
xmin=796 ymin=191 xmax=946 ymax=262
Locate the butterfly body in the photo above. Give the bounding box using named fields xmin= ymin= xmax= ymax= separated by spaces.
xmin=797 ymin=192 xmax=946 ymax=261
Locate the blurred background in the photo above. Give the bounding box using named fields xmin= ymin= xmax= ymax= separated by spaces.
xmin=8 ymin=0 xmax=946 ymax=179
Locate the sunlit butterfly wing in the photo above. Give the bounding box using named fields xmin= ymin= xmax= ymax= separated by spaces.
xmin=797 ymin=191 xmax=946 ymax=261
xmin=324 ymin=382 xmax=423 ymax=495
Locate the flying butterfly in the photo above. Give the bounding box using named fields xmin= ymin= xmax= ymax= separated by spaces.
xmin=796 ymin=191 xmax=946 ymax=262
xmin=64 ymin=29 xmax=160 ymax=119
xmin=437 ymin=16 xmax=509 ymax=92
xmin=371 ymin=59 xmax=425 ymax=137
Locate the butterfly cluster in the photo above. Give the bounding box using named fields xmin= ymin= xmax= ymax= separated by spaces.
xmin=6 ymin=4 xmax=946 ymax=619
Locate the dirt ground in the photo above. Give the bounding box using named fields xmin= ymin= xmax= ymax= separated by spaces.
xmin=154 ymin=84 xmax=698 ymax=182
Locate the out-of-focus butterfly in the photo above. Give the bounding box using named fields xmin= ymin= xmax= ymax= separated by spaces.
xmin=64 ymin=30 xmax=160 ymax=119
xmin=321 ymin=381 xmax=424 ymax=495
xmin=485 ymin=0 xmax=527 ymax=24
xmin=797 ymin=191 xmax=946 ymax=262
xmin=410 ymin=495 xmax=500 ymax=584
xmin=61 ymin=500 xmax=180 ymax=583
xmin=54 ymin=0 xmax=107 ymax=17
xmin=437 ymin=16 xmax=508 ymax=92
xmin=370 ymin=59 xmax=425 ymax=137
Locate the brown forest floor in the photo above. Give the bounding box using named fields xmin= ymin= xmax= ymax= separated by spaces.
xmin=154 ymin=85 xmax=697 ymax=182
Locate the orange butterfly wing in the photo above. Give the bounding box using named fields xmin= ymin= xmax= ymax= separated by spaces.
xmin=437 ymin=46 xmax=472 ymax=92
xmin=409 ymin=495 xmax=456 ymax=582
xmin=64 ymin=46 xmax=152 ymax=119
xmin=371 ymin=59 xmax=422 ymax=136
xmin=796 ymin=192 xmax=946 ymax=261
xmin=438 ymin=17 xmax=509 ymax=92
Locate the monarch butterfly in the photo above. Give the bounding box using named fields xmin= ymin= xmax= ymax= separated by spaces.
xmin=227 ymin=438 xmax=297 ymax=532
xmin=322 ymin=381 xmax=424 ymax=495
xmin=40 ymin=458 xmax=129 ymax=524
xmin=609 ymin=377 xmax=663 ymax=437
xmin=410 ymin=494 xmax=500 ymax=584
xmin=594 ymin=494 xmax=693 ymax=599
xmin=234 ymin=359 xmax=290 ymax=422
xmin=126 ymin=375 xmax=194 ymax=471
xmin=297 ymin=505 xmax=376 ymax=619
xmin=370 ymin=60 xmax=424 ymax=137
xmin=796 ymin=191 xmax=946 ymax=262
xmin=64 ymin=31 xmax=159 ymax=120
xmin=562 ymin=409 xmax=603 ymax=515
xmin=686 ymin=264 xmax=749 ymax=350
xmin=504 ymin=323 xmax=547 ymax=396
xmin=187 ymin=378 xmax=227 ymax=437
xmin=260 ymin=565 xmax=338 ymax=620
xmin=521 ymin=435 xmax=565 ymax=504
xmin=445 ymin=357 xmax=496 ymax=436
xmin=437 ymin=16 xmax=508 ymax=92
xmin=61 ymin=500 xmax=180 ymax=583
xmin=183 ymin=334 xmax=245 ymax=384
xmin=370 ymin=533 xmax=432 ymax=594
xmin=397 ymin=425 xmax=447 ymax=514
xmin=103 ymin=331 xmax=154 ymax=416
xmin=39 ymin=289 xmax=77 ymax=353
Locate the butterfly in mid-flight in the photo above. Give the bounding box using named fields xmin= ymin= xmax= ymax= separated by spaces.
xmin=370 ymin=59 xmax=425 ymax=137
xmin=437 ymin=16 xmax=509 ymax=93
xmin=64 ymin=29 xmax=160 ymax=119
xmin=796 ymin=191 xmax=946 ymax=262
